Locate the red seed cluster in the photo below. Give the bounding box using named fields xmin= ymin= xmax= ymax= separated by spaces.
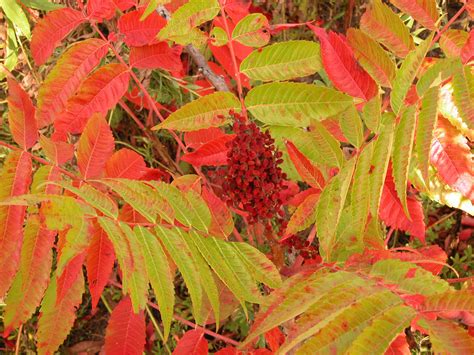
xmin=221 ymin=111 xmax=287 ymax=227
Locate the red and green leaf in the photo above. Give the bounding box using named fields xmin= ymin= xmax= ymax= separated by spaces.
xmin=311 ymin=26 xmax=377 ymax=101
xmin=36 ymin=38 xmax=108 ymax=128
xmin=36 ymin=269 xmax=84 ymax=355
xmin=31 ymin=8 xmax=86 ymax=66
xmin=379 ymin=166 xmax=426 ymax=242
xmin=77 ymin=114 xmax=115 ymax=179
xmin=0 ymin=151 xmax=32 ymax=297
xmin=86 ymin=223 xmax=115 ymax=310
xmin=286 ymin=141 xmax=325 ymax=189
xmin=7 ymin=78 xmax=38 ymax=149
xmin=389 ymin=0 xmax=439 ymax=30
xmin=54 ymin=63 xmax=130 ymax=137
xmin=360 ymin=0 xmax=415 ymax=57
xmin=105 ymin=148 xmax=147 ymax=179
xmin=430 ymin=116 xmax=474 ymax=202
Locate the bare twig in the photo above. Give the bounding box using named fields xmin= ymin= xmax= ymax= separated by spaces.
xmin=185 ymin=44 xmax=230 ymax=92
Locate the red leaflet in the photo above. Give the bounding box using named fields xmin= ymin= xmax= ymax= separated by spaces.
xmin=430 ymin=116 xmax=474 ymax=202
xmin=182 ymin=134 xmax=235 ymax=167
xmin=184 ymin=127 xmax=226 ymax=149
xmin=394 ymin=245 xmax=447 ymax=275
xmin=31 ymin=8 xmax=86 ymax=66
xmin=118 ymin=8 xmax=167 ymax=47
xmin=56 ymin=252 xmax=85 ymax=305
xmin=389 ymin=0 xmax=438 ymax=30
xmin=87 ymin=0 xmax=116 ymax=21
xmin=379 ymin=167 xmax=426 ymax=242
xmin=0 ymin=151 xmax=32 ymax=297
xmin=7 ymin=78 xmax=38 ymax=149
xmin=286 ymin=141 xmax=325 ymax=189
xmin=321 ymin=118 xmax=349 ymax=143
xmin=113 ymin=0 xmax=135 ymax=11
xmin=130 ymin=43 xmax=183 ymax=72
xmin=105 ymin=297 xmax=146 ymax=355
xmin=202 ymin=186 xmax=234 ymax=239
xmin=54 ymin=63 xmax=130 ymax=137
xmin=77 ymin=114 xmax=115 ymax=179
xmin=310 ymin=25 xmax=377 ymax=101
xmin=36 ymin=38 xmax=109 ymax=128
xmin=265 ymin=327 xmax=285 ymax=352
xmin=105 ymin=148 xmax=147 ymax=179
xmin=39 ymin=135 xmax=75 ymax=166
xmin=86 ymin=223 xmax=115 ymax=310
xmin=461 ymin=30 xmax=474 ymax=64
xmin=173 ymin=329 xmax=208 ymax=355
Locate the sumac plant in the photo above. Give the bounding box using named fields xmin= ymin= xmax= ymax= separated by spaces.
xmin=0 ymin=0 xmax=473 ymax=354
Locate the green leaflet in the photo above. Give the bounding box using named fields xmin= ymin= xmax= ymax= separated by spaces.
xmin=55 ymin=181 xmax=119 ymax=219
xmin=245 ymin=82 xmax=352 ymax=127
xmin=310 ymin=120 xmax=344 ymax=168
xmin=21 ymin=0 xmax=64 ymax=11
xmin=361 ymin=95 xmax=381 ymax=134
xmin=316 ymin=157 xmax=356 ymax=261
xmin=285 ymin=193 xmax=319 ymax=236
xmin=240 ymin=40 xmax=321 ymax=81
xmin=3 ymin=215 xmax=54 ymax=332
xmin=209 ymin=26 xmax=228 ymax=46
xmin=269 ymin=126 xmax=328 ymax=179
xmin=56 ymin=219 xmax=91 ymax=277
xmin=278 ymin=279 xmax=380 ymax=354
xmin=153 ymin=181 xmax=211 ymax=232
xmin=157 ymin=0 xmax=219 ymax=45
xmin=416 ymin=57 xmax=457 ymax=97
xmin=232 ymin=13 xmax=269 ymax=48
xmin=98 ymin=218 xmax=148 ymax=312
xmin=415 ymin=87 xmax=439 ymax=181
xmin=155 ymin=225 xmax=204 ymax=324
xmin=421 ymin=289 xmax=474 ymax=313
xmin=134 ymin=226 xmax=175 ymax=340
xmin=0 ymin=19 xmax=18 ymax=80
xmin=0 ymin=0 xmax=31 ymax=39
xmin=184 ymin=230 xmax=220 ymax=328
xmin=338 ymin=103 xmax=364 ymax=148
xmin=99 ymin=179 xmax=174 ymax=224
xmin=391 ymin=33 xmax=433 ymax=115
xmin=242 ymin=270 xmax=361 ymax=348
xmin=350 ymin=141 xmax=374 ymax=242
xmin=370 ymin=259 xmax=450 ymax=296
xmin=451 ymin=59 xmax=474 ymax=131
xmin=188 ymin=232 xmax=262 ymax=307
xmin=37 ymin=271 xmax=84 ymax=355
xmin=230 ymin=241 xmax=282 ymax=289
xmin=345 ymin=305 xmax=416 ymax=354
xmin=141 ymin=0 xmax=169 ymax=20
xmin=153 ymin=92 xmax=240 ymax=131
xmin=346 ymin=28 xmax=396 ymax=88
xmin=391 ymin=105 xmax=417 ymax=218
xmin=296 ymin=291 xmax=406 ymax=354
xmin=425 ymin=319 xmax=474 ymax=354
xmin=369 ymin=114 xmax=395 ymax=217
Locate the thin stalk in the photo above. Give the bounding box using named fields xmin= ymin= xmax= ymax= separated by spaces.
xmin=146 ymin=305 xmax=172 ymax=354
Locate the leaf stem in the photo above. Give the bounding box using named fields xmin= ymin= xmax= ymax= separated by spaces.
xmin=146 ymin=305 xmax=172 ymax=354
xmin=218 ymin=0 xmax=248 ymax=119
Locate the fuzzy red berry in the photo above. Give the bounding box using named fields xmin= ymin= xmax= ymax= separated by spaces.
xmin=221 ymin=111 xmax=287 ymax=230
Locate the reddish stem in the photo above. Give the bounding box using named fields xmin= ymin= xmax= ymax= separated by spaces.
xmin=432 ymin=4 xmax=467 ymax=45
xmin=217 ymin=0 xmax=247 ymax=119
